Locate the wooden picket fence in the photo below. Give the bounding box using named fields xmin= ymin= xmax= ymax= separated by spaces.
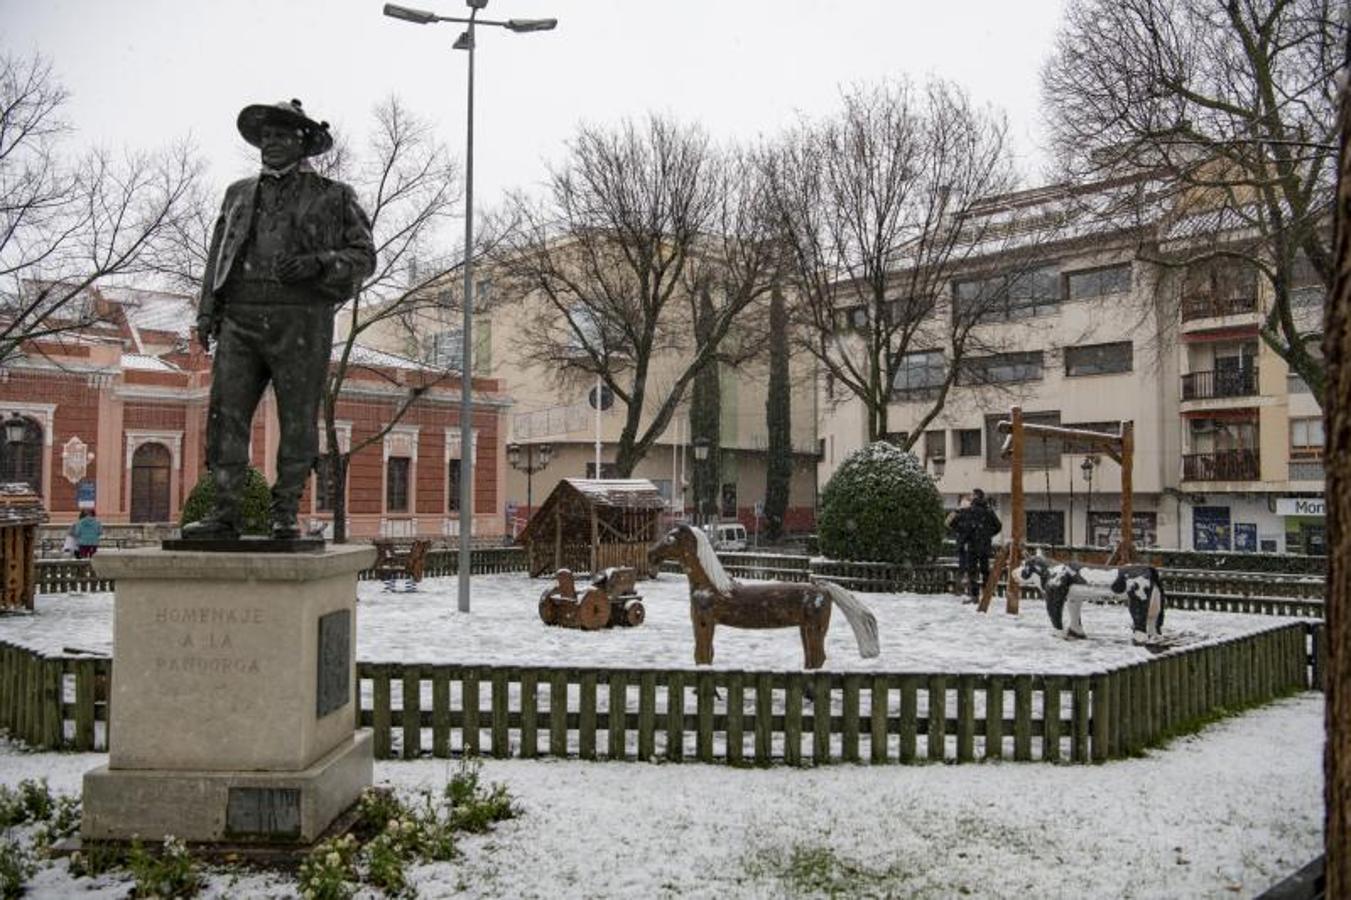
xmin=2 ymin=622 xmax=1321 ymax=763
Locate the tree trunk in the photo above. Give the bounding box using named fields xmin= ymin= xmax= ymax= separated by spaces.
xmin=763 ymin=287 xmax=792 ymax=540
xmin=1324 ymin=29 xmax=1350 ymax=895
xmin=691 ymin=287 xmax=721 ymax=521
xmin=331 ymin=450 xmax=350 ymax=545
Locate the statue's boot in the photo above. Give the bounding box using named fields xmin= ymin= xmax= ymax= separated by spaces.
xmin=269 ymin=465 xmax=305 ymax=541
xmin=182 ymin=468 xmax=243 ymax=540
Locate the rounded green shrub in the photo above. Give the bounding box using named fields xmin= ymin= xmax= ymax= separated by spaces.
xmin=817 ymin=441 xmax=944 ymax=564
xmin=179 ymin=467 xmax=272 ymax=535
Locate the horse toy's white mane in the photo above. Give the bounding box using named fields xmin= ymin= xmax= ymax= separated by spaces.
xmin=686 ymin=524 xmax=737 ymax=595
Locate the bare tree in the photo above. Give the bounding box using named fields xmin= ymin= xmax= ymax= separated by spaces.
xmin=496 ymin=115 xmax=779 ymax=476
xmin=0 ymin=51 xmax=200 ymax=363
xmin=1043 ymin=0 xmax=1343 ymax=403
xmin=763 ymin=79 xmax=1040 ymax=448
xmin=318 ymin=97 xmax=466 ymax=543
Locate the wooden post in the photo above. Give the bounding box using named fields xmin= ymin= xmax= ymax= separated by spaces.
xmin=463 ymin=669 xmax=481 ymax=757
xmin=548 ymin=670 xmax=567 ymax=757
xmin=927 ymin=675 xmax=947 ymax=762
xmin=842 ymin=674 xmax=861 ymax=763
xmin=520 ymin=670 xmax=539 ymax=758
xmin=1118 ymin=421 xmax=1134 ymax=563
xmin=1006 ymin=406 xmax=1024 ymax=614
xmin=492 ymin=670 xmax=510 ymax=758
xmin=785 ymin=676 xmax=804 ymax=766
xmin=402 ymin=665 xmax=421 ymax=760
xmin=432 ymin=667 xmax=451 ymax=758
xmin=727 ymin=672 xmax=745 ymax=765
xmin=870 ymin=676 xmax=888 ymax=764
xmin=579 ymin=671 xmax=598 ymax=760
xmin=754 ymin=673 xmax=773 ymax=766
xmin=898 ymin=674 xmax=918 ymax=764
xmin=666 ymin=671 xmax=685 ymax=762
xmin=609 ymin=671 xmax=628 ymax=760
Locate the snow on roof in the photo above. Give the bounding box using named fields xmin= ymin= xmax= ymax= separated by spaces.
xmin=562 ymin=478 xmax=668 ymax=508
xmin=335 ymin=341 xmax=437 ymax=372
xmin=120 ymin=353 xmax=182 ymax=373
xmin=96 ymin=285 xmax=195 ymax=337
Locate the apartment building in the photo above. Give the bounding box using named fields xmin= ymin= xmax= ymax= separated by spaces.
xmin=818 ymin=180 xmax=1326 ymax=553
xmin=367 ymin=264 xmax=821 ymax=540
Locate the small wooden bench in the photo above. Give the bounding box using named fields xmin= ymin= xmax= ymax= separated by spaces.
xmin=372 ymin=538 xmax=432 ymax=584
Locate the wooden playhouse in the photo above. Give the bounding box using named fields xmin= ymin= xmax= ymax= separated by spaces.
xmin=517 ymin=478 xmax=668 ymax=578
xmin=0 ymin=483 xmax=47 ymax=611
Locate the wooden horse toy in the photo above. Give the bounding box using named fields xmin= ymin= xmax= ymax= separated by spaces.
xmin=648 ymin=524 xmax=880 ymax=669
xmin=1015 ymin=553 xmax=1167 ymax=645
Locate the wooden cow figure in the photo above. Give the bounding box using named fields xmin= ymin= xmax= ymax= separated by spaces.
xmin=1016 ymin=555 xmax=1167 ymax=645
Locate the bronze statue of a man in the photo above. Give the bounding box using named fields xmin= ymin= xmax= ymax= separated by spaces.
xmin=184 ymin=99 xmax=375 ymax=541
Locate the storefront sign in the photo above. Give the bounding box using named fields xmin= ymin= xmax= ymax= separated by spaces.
xmin=1275 ymin=497 xmax=1325 ymax=517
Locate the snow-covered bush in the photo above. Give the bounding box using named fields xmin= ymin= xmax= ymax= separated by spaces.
xmin=817 ymin=441 xmax=944 ymax=564
xmin=179 ymin=467 xmax=271 ymax=535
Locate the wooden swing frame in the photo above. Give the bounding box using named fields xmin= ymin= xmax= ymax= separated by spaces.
xmin=977 ymin=405 xmax=1136 ymax=614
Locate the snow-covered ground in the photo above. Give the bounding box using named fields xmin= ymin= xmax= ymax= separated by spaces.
xmin=0 ymin=572 xmax=1323 ymax=897
xmin=1 ymin=572 xmax=1290 ymax=674
xmin=1 ymin=693 xmax=1325 ymax=899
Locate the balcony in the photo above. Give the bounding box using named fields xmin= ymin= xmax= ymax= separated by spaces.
xmin=1182 ymin=449 xmax=1260 ymax=482
xmin=1180 ymin=294 xmax=1258 ymax=322
xmin=1288 ymin=458 xmax=1325 ymax=482
xmin=1181 ymin=367 xmax=1259 ymax=401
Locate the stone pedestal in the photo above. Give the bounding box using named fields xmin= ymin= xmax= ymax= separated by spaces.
xmin=81 ymin=545 xmax=376 ymax=844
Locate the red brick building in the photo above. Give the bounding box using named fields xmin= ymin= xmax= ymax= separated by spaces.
xmin=0 ymin=287 xmax=508 ymax=540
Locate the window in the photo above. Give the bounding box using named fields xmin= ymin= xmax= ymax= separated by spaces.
xmin=424 ymin=329 xmax=463 ymax=370
xmin=721 ymin=482 xmax=738 ymax=519
xmin=0 ymin=417 xmax=42 ymax=495
xmin=567 ymin=305 xmax=606 ymax=354
xmin=1065 ymin=341 xmax=1132 ymax=377
xmin=1290 ymin=418 xmax=1325 ymax=459
xmin=956 ymin=428 xmax=982 ymax=457
xmin=315 ymin=455 xmax=335 ymax=512
xmin=447 ymin=460 xmax=461 ymax=513
xmin=893 ymin=350 xmax=946 ymax=396
xmin=1025 ymin=510 xmax=1064 ymax=546
xmin=924 ymin=430 xmax=945 ymax=461
xmin=985 ymin=411 xmax=1060 ymax=469
xmin=956 ymin=266 xmax=1061 ymax=321
xmin=386 ymin=456 xmax=410 ymax=513
xmin=962 ymin=351 xmax=1044 ymax=385
xmin=1066 ymin=264 xmax=1132 ymax=300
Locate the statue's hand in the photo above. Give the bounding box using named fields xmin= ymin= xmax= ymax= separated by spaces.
xmin=277 ymin=253 xmax=323 ymax=283
xmin=195 ymin=315 xmax=216 ymax=352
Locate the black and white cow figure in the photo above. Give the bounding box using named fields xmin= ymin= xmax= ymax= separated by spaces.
xmin=1015 ymin=554 xmax=1167 ymax=645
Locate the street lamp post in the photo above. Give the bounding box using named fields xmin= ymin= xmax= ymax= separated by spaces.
xmin=691 ymin=437 xmax=710 ymax=526
xmin=506 ymin=441 xmax=553 ymax=521
xmin=383 ymin=2 xmax=557 ymax=614
xmin=1081 ymin=455 xmax=1097 ymax=547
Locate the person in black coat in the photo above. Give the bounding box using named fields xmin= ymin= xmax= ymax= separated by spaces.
xmin=950 ymin=488 xmax=1002 ymax=602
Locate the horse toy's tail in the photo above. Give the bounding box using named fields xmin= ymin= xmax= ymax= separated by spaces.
xmin=814 ymin=580 xmax=881 ymax=658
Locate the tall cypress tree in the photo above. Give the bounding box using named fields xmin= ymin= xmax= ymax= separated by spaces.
xmin=690 ymin=286 xmax=721 ymax=522
xmin=763 ymin=287 xmax=792 ymax=539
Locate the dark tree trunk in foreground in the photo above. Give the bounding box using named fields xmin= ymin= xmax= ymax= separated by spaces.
xmin=1324 ymin=25 xmax=1350 ymax=896
xmin=691 ymin=287 xmax=721 ymax=521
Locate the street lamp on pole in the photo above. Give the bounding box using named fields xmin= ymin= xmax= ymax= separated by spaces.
xmin=691 ymin=437 xmax=710 ymax=526
xmin=506 ymin=441 xmax=553 ymax=521
xmin=383 ymin=1 xmax=557 ymax=614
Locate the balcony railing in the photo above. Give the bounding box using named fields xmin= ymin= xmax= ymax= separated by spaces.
xmin=1180 ymin=294 xmax=1259 ymax=322
xmin=1181 ymin=367 xmax=1259 ymax=401
xmin=1288 ymin=459 xmax=1325 ymax=482
xmin=1183 ymin=449 xmax=1260 ymax=482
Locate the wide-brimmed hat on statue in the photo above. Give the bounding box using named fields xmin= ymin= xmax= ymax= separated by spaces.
xmin=236 ymin=98 xmax=333 ymax=157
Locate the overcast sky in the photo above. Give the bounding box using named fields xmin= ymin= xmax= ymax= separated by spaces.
xmin=3 ymin=0 xmax=1068 ymax=208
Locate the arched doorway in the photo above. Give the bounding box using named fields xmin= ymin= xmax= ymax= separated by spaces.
xmin=0 ymin=417 xmax=44 ymax=495
xmin=130 ymin=443 xmax=172 ymax=523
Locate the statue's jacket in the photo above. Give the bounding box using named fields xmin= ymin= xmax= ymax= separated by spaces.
xmin=198 ymin=170 xmax=375 ymax=325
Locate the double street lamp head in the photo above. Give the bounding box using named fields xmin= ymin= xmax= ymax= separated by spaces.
xmin=383 ymin=3 xmax=557 ymax=32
